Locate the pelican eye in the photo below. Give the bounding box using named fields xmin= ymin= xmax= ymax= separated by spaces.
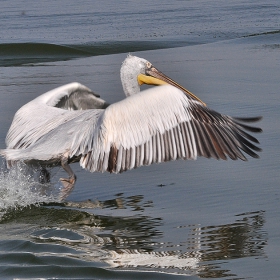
xmin=145 ymin=62 xmax=155 ymax=76
xmin=146 ymin=62 xmax=152 ymax=69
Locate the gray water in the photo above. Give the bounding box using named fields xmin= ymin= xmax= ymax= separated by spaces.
xmin=0 ymin=1 xmax=279 ymax=279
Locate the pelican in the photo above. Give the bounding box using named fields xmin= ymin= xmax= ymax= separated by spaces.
xmin=0 ymin=54 xmax=262 ymax=198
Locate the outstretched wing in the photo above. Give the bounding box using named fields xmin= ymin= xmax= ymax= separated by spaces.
xmin=6 ymin=83 xmax=108 ymax=149
xmin=73 ymin=85 xmax=262 ymax=173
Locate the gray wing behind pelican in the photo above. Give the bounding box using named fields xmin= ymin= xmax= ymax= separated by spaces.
xmin=5 ymin=82 xmax=108 ymax=150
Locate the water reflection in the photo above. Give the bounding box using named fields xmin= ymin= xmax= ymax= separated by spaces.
xmin=0 ymin=194 xmax=267 ymax=278
xmin=194 ymin=211 xmax=267 ymax=278
xmin=92 ymin=193 xmax=154 ymax=211
xmin=199 ymin=211 xmax=266 ymax=261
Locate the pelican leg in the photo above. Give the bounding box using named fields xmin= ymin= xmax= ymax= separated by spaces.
xmin=39 ymin=168 xmax=51 ymax=184
xmin=59 ymin=156 xmax=76 ymax=200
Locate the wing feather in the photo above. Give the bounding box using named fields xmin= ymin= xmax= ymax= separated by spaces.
xmin=147 ymin=140 xmax=153 ymax=165
xmin=158 ymin=133 xmax=165 ymax=162
xmin=121 ymin=148 xmax=127 ymax=172
xmin=170 ymin=129 xmax=177 ymax=160
xmin=116 ymin=146 xmax=123 ymax=173
xmin=204 ymin=123 xmax=227 ymax=160
xmin=155 ymin=133 xmax=162 ymax=163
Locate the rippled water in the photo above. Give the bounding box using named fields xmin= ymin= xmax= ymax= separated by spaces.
xmin=0 ymin=204 xmax=267 ymax=278
xmin=0 ymin=1 xmax=280 ymax=279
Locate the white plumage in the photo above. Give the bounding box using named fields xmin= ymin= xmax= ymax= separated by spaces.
xmin=0 ymin=54 xmax=262 ymax=198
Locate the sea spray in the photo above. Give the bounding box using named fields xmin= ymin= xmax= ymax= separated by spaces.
xmin=0 ymin=161 xmax=61 ymax=217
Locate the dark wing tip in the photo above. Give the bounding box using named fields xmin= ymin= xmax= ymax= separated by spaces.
xmin=232 ymin=116 xmax=263 ymax=133
xmin=190 ymin=105 xmax=263 ymax=161
xmin=233 ymin=116 xmax=263 ymax=122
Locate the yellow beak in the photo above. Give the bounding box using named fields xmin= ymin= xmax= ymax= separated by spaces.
xmin=137 ymin=67 xmax=206 ymax=106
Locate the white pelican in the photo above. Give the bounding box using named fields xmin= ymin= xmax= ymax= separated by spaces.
xmin=0 ymin=54 xmax=262 ymax=198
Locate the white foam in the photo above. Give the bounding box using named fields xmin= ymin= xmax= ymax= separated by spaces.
xmin=0 ymin=161 xmax=60 ymax=216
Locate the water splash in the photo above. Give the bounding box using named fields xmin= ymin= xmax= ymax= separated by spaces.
xmin=0 ymin=161 xmax=60 ymax=216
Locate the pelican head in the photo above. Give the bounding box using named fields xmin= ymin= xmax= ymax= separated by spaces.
xmin=120 ymin=54 xmax=205 ymax=105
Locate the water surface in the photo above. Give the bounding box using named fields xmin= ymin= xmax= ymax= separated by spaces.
xmin=0 ymin=1 xmax=279 ymax=279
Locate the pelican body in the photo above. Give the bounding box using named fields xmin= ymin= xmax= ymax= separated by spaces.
xmin=0 ymin=55 xmax=262 ymax=199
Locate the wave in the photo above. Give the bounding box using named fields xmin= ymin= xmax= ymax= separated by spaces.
xmin=1 ymin=29 xmax=279 ymax=67
xmin=0 ymin=40 xmax=195 ymax=67
xmin=243 ymin=29 xmax=280 ymax=38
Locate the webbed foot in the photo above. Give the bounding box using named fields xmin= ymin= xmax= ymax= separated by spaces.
xmin=59 ymin=176 xmax=76 ymax=201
